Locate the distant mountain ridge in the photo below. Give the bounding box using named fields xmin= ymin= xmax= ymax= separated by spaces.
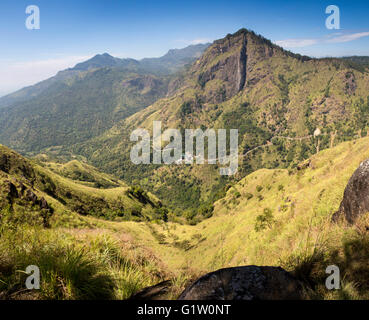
xmin=72 ymin=44 xmax=210 ymax=74
xmin=71 ymin=53 xmax=139 ymax=71
xmin=0 ymin=43 xmax=209 ymax=153
xmin=0 ymin=44 xmax=209 ymax=108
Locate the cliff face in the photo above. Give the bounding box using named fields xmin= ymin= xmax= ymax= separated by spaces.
xmin=192 ymin=30 xmax=248 ymax=102
xmin=190 ymin=29 xmax=289 ymax=104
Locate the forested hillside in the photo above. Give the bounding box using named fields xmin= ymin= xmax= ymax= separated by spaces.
xmin=68 ymin=29 xmax=369 ymax=216
xmin=0 ymin=44 xmax=209 ymax=153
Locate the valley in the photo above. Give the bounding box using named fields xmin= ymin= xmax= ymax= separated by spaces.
xmin=1 ymin=134 xmax=369 ymax=299
xmin=0 ymin=28 xmax=369 ymax=300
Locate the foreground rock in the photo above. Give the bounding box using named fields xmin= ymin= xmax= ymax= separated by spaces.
xmin=178 ymin=266 xmax=305 ymax=300
xmin=333 ymin=159 xmax=369 ymax=224
xmin=129 ymin=280 xmax=172 ymax=300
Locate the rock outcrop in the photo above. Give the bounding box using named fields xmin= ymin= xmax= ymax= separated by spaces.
xmin=333 ymin=159 xmax=369 ymax=224
xmin=178 ymin=266 xmax=305 ymax=300
xmin=194 ymin=30 xmax=248 ymax=103
xmin=129 ymin=280 xmax=172 ymax=300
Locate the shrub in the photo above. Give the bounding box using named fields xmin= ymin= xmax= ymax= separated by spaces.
xmin=126 ymin=185 xmax=151 ymax=205
xmin=179 ymin=101 xmax=193 ymax=117
xmin=128 ymin=205 xmax=143 ymax=218
xmin=184 ymin=210 xmax=197 ymax=222
xmin=255 ymin=208 xmax=274 ymax=232
xmin=173 ymin=240 xmax=193 ymax=251
xmin=198 ymin=204 xmax=214 ymax=219
xmin=245 ymin=193 xmax=253 ymax=200
xmin=154 ymin=207 xmax=168 ymax=222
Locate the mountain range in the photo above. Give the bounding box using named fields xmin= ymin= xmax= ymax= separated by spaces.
xmin=1 ymin=27 xmax=369 ymax=300
xmin=0 ymin=43 xmax=209 ymax=153
xmin=64 ymin=29 xmax=369 ymax=214
xmin=1 ymin=29 xmax=369 ymax=215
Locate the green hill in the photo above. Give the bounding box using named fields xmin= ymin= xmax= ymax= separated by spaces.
xmin=0 ymin=144 xmax=168 ymax=225
xmin=70 ymin=29 xmax=369 ymax=215
xmin=0 ymin=144 xmax=185 ymax=299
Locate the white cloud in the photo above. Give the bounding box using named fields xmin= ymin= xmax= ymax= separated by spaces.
xmin=175 ymin=38 xmax=212 ymax=46
xmin=0 ymin=55 xmax=91 ymax=97
xmin=275 ymin=31 xmax=369 ymax=48
xmin=326 ymin=32 xmax=369 ymax=43
xmin=275 ymin=38 xmax=318 ymax=48
xmin=189 ymin=38 xmax=212 ymax=45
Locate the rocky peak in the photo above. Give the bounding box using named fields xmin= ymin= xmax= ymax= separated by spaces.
xmin=190 ymin=28 xmax=291 ymax=103
xmin=190 ymin=29 xmax=247 ymax=102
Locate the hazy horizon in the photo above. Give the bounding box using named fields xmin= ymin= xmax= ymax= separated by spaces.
xmin=1 ymin=0 xmax=368 ymax=97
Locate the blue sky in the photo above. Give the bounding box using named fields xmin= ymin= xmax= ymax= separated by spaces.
xmin=1 ymin=0 xmax=368 ymax=96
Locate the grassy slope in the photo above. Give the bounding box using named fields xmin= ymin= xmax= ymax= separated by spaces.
xmin=182 ymin=137 xmax=369 ymax=269
xmin=0 ymin=144 xmax=163 ymax=226
xmin=43 ymin=131 xmax=369 ymax=276
xmin=0 ymin=223 xmax=173 ymax=300
xmin=40 ymin=159 xmax=127 ymax=189
xmin=0 ymin=144 xmax=179 ymax=299
xmin=2 ymin=137 xmax=369 ymax=299
xmin=105 ymin=136 xmax=369 ymax=298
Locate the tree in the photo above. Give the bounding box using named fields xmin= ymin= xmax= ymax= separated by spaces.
xmin=255 ymin=208 xmax=274 ymax=232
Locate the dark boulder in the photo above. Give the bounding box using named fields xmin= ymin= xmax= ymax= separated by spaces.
xmin=2 ymin=181 xmax=19 ymax=205
xmin=7 ymin=182 xmax=19 ymax=200
xmin=25 ymin=189 xmax=39 ymax=205
xmin=178 ymin=266 xmax=305 ymax=300
xmin=129 ymin=280 xmax=172 ymax=300
xmin=297 ymin=159 xmax=311 ymax=171
xmin=333 ymin=159 xmax=369 ymax=224
xmin=0 ymin=154 xmax=9 ymax=173
xmin=39 ymin=197 xmax=49 ymax=210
